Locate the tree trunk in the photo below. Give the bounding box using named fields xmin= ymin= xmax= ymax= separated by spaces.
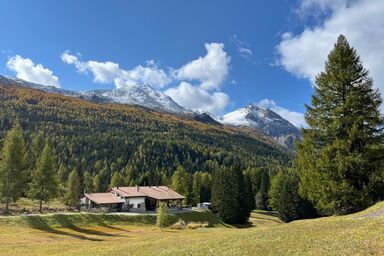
xmin=4 ymin=195 xmax=9 ymax=214
xmin=39 ymin=199 xmax=43 ymax=213
xmin=4 ymin=171 xmax=11 ymax=214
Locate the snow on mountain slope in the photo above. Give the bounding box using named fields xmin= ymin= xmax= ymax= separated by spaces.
xmin=0 ymin=75 xmax=78 ymax=96
xmin=101 ymin=84 xmax=185 ymax=113
xmin=221 ymin=104 xmax=301 ymax=148
xmin=0 ymin=75 xmax=185 ymax=114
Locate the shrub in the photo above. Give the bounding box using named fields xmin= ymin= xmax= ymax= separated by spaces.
xmin=156 ymin=202 xmax=172 ymax=228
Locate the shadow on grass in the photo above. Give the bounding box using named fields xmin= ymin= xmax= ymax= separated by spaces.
xmin=233 ymin=221 xmax=255 ymax=229
xmin=175 ymin=211 xmax=232 ymax=228
xmin=22 ymin=216 xmax=105 ymax=241
xmin=254 ymin=211 xmax=280 ymax=218
xmin=50 ymin=215 xmax=128 ymax=237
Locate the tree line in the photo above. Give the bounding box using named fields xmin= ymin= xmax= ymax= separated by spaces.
xmin=0 ymin=122 xmax=258 ymax=223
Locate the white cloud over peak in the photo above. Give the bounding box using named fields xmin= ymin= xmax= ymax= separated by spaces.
xmin=62 ymin=43 xmax=231 ymax=114
xmin=173 ymin=43 xmax=230 ymax=91
xmin=277 ymin=0 xmax=384 ymax=92
xmin=164 ymin=82 xmax=230 ymax=114
xmin=258 ymin=99 xmax=306 ymax=127
xmin=61 ymin=51 xmax=170 ymax=89
xmin=7 ymin=55 xmax=60 ymax=88
xmin=167 ymin=43 xmax=232 ymax=114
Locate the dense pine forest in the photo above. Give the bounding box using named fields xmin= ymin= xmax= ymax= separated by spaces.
xmin=0 ymin=84 xmax=289 ymax=194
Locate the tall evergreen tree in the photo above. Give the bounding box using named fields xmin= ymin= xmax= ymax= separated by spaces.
xmin=93 ymin=174 xmax=101 ymax=192
xmin=296 ymin=35 xmax=384 ymax=215
xmin=269 ymin=169 xmax=317 ymax=222
xmin=244 ymin=173 xmax=256 ymax=210
xmin=200 ymin=172 xmax=212 ymax=203
xmin=236 ymin=168 xmax=252 ymax=223
xmin=65 ymin=170 xmax=81 ymax=207
xmin=110 ymin=172 xmax=125 ymax=188
xmin=29 ymin=131 xmax=45 ymax=169
xmin=211 ymin=167 xmax=239 ymax=224
xmin=0 ymin=121 xmax=26 ymax=214
xmin=83 ymin=171 xmax=94 ymax=193
xmin=28 ymin=142 xmax=58 ymax=212
xmin=171 ymin=165 xmax=190 ymax=202
xmin=255 ymin=171 xmax=269 ymax=210
xmin=192 ymin=172 xmax=203 ymax=206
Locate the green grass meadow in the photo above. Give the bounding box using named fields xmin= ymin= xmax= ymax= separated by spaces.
xmin=0 ymin=203 xmax=383 ymax=255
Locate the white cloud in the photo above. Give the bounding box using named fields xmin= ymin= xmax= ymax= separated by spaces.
xmin=277 ymin=0 xmax=384 ymax=93
xmin=62 ymin=43 xmax=231 ymax=114
xmin=173 ymin=43 xmax=230 ymax=90
xmin=297 ymin=0 xmax=350 ymax=15
xmin=165 ymin=82 xmax=230 ymax=114
xmin=258 ymin=99 xmax=306 ymax=127
xmin=61 ymin=51 xmax=87 ymax=73
xmin=230 ymin=34 xmax=253 ymax=60
xmin=7 ymin=55 xmax=60 ymax=88
xmin=61 ymin=51 xmax=171 ymax=89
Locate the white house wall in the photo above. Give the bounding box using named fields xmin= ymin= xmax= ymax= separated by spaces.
xmin=124 ymin=197 xmax=146 ymax=212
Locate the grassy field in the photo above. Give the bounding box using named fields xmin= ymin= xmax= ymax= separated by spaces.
xmin=0 ymin=203 xmax=383 ymax=255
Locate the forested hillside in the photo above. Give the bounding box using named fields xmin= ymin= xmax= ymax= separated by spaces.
xmin=0 ymin=84 xmax=290 ymax=191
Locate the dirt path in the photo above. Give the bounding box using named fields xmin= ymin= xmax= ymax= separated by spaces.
xmin=358 ymin=206 xmax=384 ymax=218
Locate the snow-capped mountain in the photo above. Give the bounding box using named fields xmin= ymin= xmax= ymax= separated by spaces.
xmin=0 ymin=75 xmax=185 ymax=114
xmin=221 ymin=104 xmax=301 ymax=148
xmin=0 ymin=75 xmax=78 ymax=96
xmin=100 ymin=84 xmax=185 ymax=113
xmin=0 ymin=75 xmax=300 ymax=147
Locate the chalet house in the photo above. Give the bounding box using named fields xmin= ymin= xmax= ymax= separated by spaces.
xmin=80 ymin=186 xmax=185 ymax=212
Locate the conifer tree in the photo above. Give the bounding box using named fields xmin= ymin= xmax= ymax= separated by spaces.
xmin=296 ymin=35 xmax=384 ymax=215
xmin=171 ymin=165 xmax=190 ymax=201
xmin=236 ymin=168 xmax=251 ymax=223
xmin=200 ymin=172 xmax=212 ymax=203
xmin=244 ymin=173 xmax=256 ymax=210
xmin=269 ymin=169 xmax=316 ymax=222
xmin=211 ymin=167 xmax=239 ymax=224
xmin=110 ymin=172 xmax=125 ymax=188
xmin=192 ymin=172 xmax=203 ymax=206
xmin=83 ymin=171 xmax=94 ymax=193
xmin=25 ymin=131 xmax=45 ymax=191
xmin=256 ymin=171 xmax=269 ymax=210
xmin=28 ymin=142 xmax=58 ymax=212
xmin=29 ymin=131 xmax=45 ymax=168
xmin=0 ymin=121 xmax=26 ymax=214
xmin=65 ymin=170 xmax=81 ymax=207
xmin=93 ymin=174 xmax=101 ymax=192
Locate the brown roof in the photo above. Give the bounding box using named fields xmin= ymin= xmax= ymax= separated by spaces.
xmin=111 ymin=186 xmax=185 ymax=200
xmin=84 ymin=192 xmax=124 ymax=205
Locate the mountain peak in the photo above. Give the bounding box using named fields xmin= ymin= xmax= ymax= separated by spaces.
xmin=220 ymin=103 xmax=301 ymax=148
xmin=101 ymin=84 xmax=185 ymax=113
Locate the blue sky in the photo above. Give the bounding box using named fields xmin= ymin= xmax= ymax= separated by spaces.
xmin=1 ymin=0 xmax=383 ymax=126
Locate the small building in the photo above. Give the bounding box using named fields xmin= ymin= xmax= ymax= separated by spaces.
xmin=80 ymin=186 xmax=185 ymax=213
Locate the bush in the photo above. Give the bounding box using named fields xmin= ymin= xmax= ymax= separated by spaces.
xmin=156 ymin=202 xmax=172 ymax=228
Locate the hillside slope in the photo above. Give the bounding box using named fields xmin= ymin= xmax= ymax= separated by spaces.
xmin=0 ymin=84 xmax=289 ymax=187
